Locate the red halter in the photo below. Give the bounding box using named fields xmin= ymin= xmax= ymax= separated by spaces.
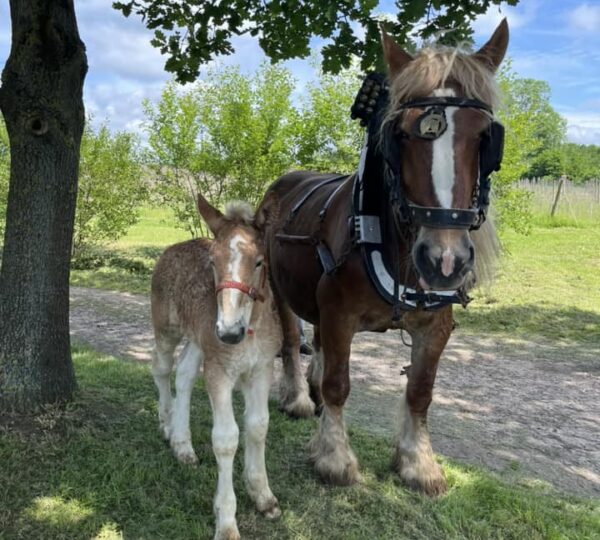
xmin=215 ymin=264 xmax=267 ymax=303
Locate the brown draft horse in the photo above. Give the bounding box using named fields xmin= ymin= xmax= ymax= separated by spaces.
xmin=263 ymin=20 xmax=508 ymax=495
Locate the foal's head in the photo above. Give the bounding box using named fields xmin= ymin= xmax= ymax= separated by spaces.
xmin=381 ymin=20 xmax=508 ymax=290
xmin=197 ymin=193 xmax=278 ymax=345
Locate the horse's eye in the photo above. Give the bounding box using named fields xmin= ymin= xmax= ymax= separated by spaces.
xmin=255 ymin=260 xmax=263 ymax=268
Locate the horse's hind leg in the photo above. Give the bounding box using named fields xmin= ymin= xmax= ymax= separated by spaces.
xmin=395 ymin=308 xmax=452 ymax=496
xmin=274 ymin=295 xmax=315 ymax=418
xmin=152 ymin=332 xmax=180 ymax=440
xmin=309 ymin=308 xmax=360 ymax=486
xmin=170 ymin=341 xmax=203 ymax=464
xmin=306 ymin=326 xmax=323 ymax=412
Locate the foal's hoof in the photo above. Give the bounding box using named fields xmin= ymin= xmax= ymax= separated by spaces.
xmin=171 ymin=441 xmax=199 ymax=465
xmin=258 ymin=497 xmax=281 ymax=520
xmin=214 ymin=526 xmax=240 ymax=540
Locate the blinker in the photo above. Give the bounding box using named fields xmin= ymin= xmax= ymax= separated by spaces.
xmin=413 ymin=107 xmax=447 ymax=140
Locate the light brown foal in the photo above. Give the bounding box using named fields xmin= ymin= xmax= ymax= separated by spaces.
xmin=151 ymin=193 xmax=281 ymax=540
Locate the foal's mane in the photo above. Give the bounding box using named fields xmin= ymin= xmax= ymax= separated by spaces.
xmin=223 ymin=201 xmax=254 ymax=225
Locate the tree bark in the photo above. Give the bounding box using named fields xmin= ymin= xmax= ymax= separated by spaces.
xmin=0 ymin=0 xmax=87 ymax=411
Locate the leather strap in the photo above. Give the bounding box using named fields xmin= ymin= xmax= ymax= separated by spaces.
xmin=215 ymin=281 xmax=265 ymax=302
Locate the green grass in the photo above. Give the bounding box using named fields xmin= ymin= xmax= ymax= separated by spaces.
xmin=1 ymin=348 xmax=598 ymax=539
xmin=456 ymin=225 xmax=600 ymax=346
xmin=71 ymin=205 xmax=600 ymax=345
xmin=70 ymin=207 xmax=188 ymax=294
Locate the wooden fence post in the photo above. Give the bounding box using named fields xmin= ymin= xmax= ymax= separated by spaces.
xmin=550 ymin=176 xmax=565 ymax=217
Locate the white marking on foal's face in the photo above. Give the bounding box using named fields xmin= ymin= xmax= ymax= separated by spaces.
xmin=216 ymin=233 xmax=254 ymax=341
xmin=431 ymin=88 xmax=457 ymax=208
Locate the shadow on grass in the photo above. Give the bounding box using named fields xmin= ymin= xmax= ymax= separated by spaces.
xmin=455 ymin=303 xmax=600 ymax=346
xmin=1 ymin=349 xmax=597 ymax=540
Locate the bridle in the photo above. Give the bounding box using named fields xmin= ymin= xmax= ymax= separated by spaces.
xmin=350 ymin=72 xmax=505 ymax=310
xmin=351 ymin=73 xmax=505 ymax=233
xmin=215 ymin=263 xmax=267 ymax=303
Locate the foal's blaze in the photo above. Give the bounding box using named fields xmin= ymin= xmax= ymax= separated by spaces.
xmin=382 ymin=20 xmax=508 ymax=290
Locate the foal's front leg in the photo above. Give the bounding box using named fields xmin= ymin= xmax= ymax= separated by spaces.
xmin=170 ymin=342 xmax=202 ymax=464
xmin=241 ymin=365 xmax=281 ymax=519
xmin=206 ymin=370 xmax=240 ymax=540
xmin=395 ymin=308 xmax=453 ymax=496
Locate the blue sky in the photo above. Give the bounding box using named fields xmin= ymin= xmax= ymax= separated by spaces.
xmin=1 ymin=0 xmax=599 ymax=145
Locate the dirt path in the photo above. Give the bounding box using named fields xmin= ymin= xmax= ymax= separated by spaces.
xmin=70 ymin=286 xmax=600 ymax=497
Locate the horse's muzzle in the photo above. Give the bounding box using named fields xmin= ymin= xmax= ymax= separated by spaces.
xmin=414 ymin=242 xmax=474 ymax=290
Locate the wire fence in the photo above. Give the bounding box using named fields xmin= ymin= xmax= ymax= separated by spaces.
xmin=519 ymin=178 xmax=600 ymax=223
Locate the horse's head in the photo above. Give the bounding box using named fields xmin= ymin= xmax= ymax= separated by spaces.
xmin=381 ymin=20 xmax=508 ymax=290
xmin=197 ymin=192 xmax=278 ymax=344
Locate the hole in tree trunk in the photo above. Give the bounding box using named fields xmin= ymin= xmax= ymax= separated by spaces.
xmin=30 ymin=118 xmax=48 ymax=136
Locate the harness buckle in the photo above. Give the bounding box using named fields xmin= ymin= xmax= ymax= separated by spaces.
xmin=354 ymin=215 xmax=382 ymax=244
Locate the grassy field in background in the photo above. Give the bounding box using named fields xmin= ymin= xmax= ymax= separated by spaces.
xmin=1 ymin=348 xmax=598 ymax=540
xmin=71 ymin=205 xmax=600 ymax=345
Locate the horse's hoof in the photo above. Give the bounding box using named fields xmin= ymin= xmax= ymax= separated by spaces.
xmin=311 ymin=441 xmax=361 ymax=486
xmin=395 ymin=453 xmax=447 ymax=496
xmin=279 ymin=393 xmax=315 ymax=419
xmin=403 ymin=474 xmax=448 ymax=496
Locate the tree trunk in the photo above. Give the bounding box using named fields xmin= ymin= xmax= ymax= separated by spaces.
xmin=0 ymin=0 xmax=87 ymax=411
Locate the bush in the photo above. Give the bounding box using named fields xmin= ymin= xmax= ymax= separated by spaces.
xmin=74 ymin=124 xmax=146 ymax=253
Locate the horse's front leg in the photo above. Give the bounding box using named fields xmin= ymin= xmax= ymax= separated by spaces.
xmin=241 ymin=364 xmax=281 ymax=519
xmin=206 ymin=369 xmax=240 ymax=540
xmin=309 ymin=306 xmax=360 ymax=486
xmin=395 ymin=307 xmax=453 ymax=496
xmin=274 ymin=296 xmax=315 ymax=418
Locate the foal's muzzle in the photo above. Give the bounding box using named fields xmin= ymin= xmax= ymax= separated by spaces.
xmin=216 ymin=321 xmax=246 ymax=345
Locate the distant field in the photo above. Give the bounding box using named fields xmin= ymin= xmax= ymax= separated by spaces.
xmin=70 ymin=205 xmax=600 ymax=345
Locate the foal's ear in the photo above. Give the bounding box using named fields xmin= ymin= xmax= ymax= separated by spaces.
xmin=472 ymin=18 xmax=509 ymax=72
xmin=380 ymin=24 xmax=413 ymax=78
xmin=197 ymin=193 xmax=224 ymax=236
xmin=254 ymin=192 xmax=279 ymax=232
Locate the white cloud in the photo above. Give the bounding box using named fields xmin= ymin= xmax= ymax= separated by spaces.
xmin=472 ymin=1 xmax=538 ymax=39
xmin=563 ymin=112 xmax=600 ymax=145
xmin=568 ymin=3 xmax=600 ymax=33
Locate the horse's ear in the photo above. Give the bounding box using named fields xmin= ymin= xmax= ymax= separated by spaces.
xmin=197 ymin=193 xmax=224 ymax=236
xmin=472 ymin=18 xmax=509 ymax=72
xmin=380 ymin=24 xmax=413 ymax=77
xmin=254 ymin=192 xmax=279 ymax=232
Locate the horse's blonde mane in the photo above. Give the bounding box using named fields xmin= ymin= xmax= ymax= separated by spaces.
xmin=224 ymin=201 xmax=254 ymax=224
xmin=385 ymin=46 xmax=500 ymax=125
